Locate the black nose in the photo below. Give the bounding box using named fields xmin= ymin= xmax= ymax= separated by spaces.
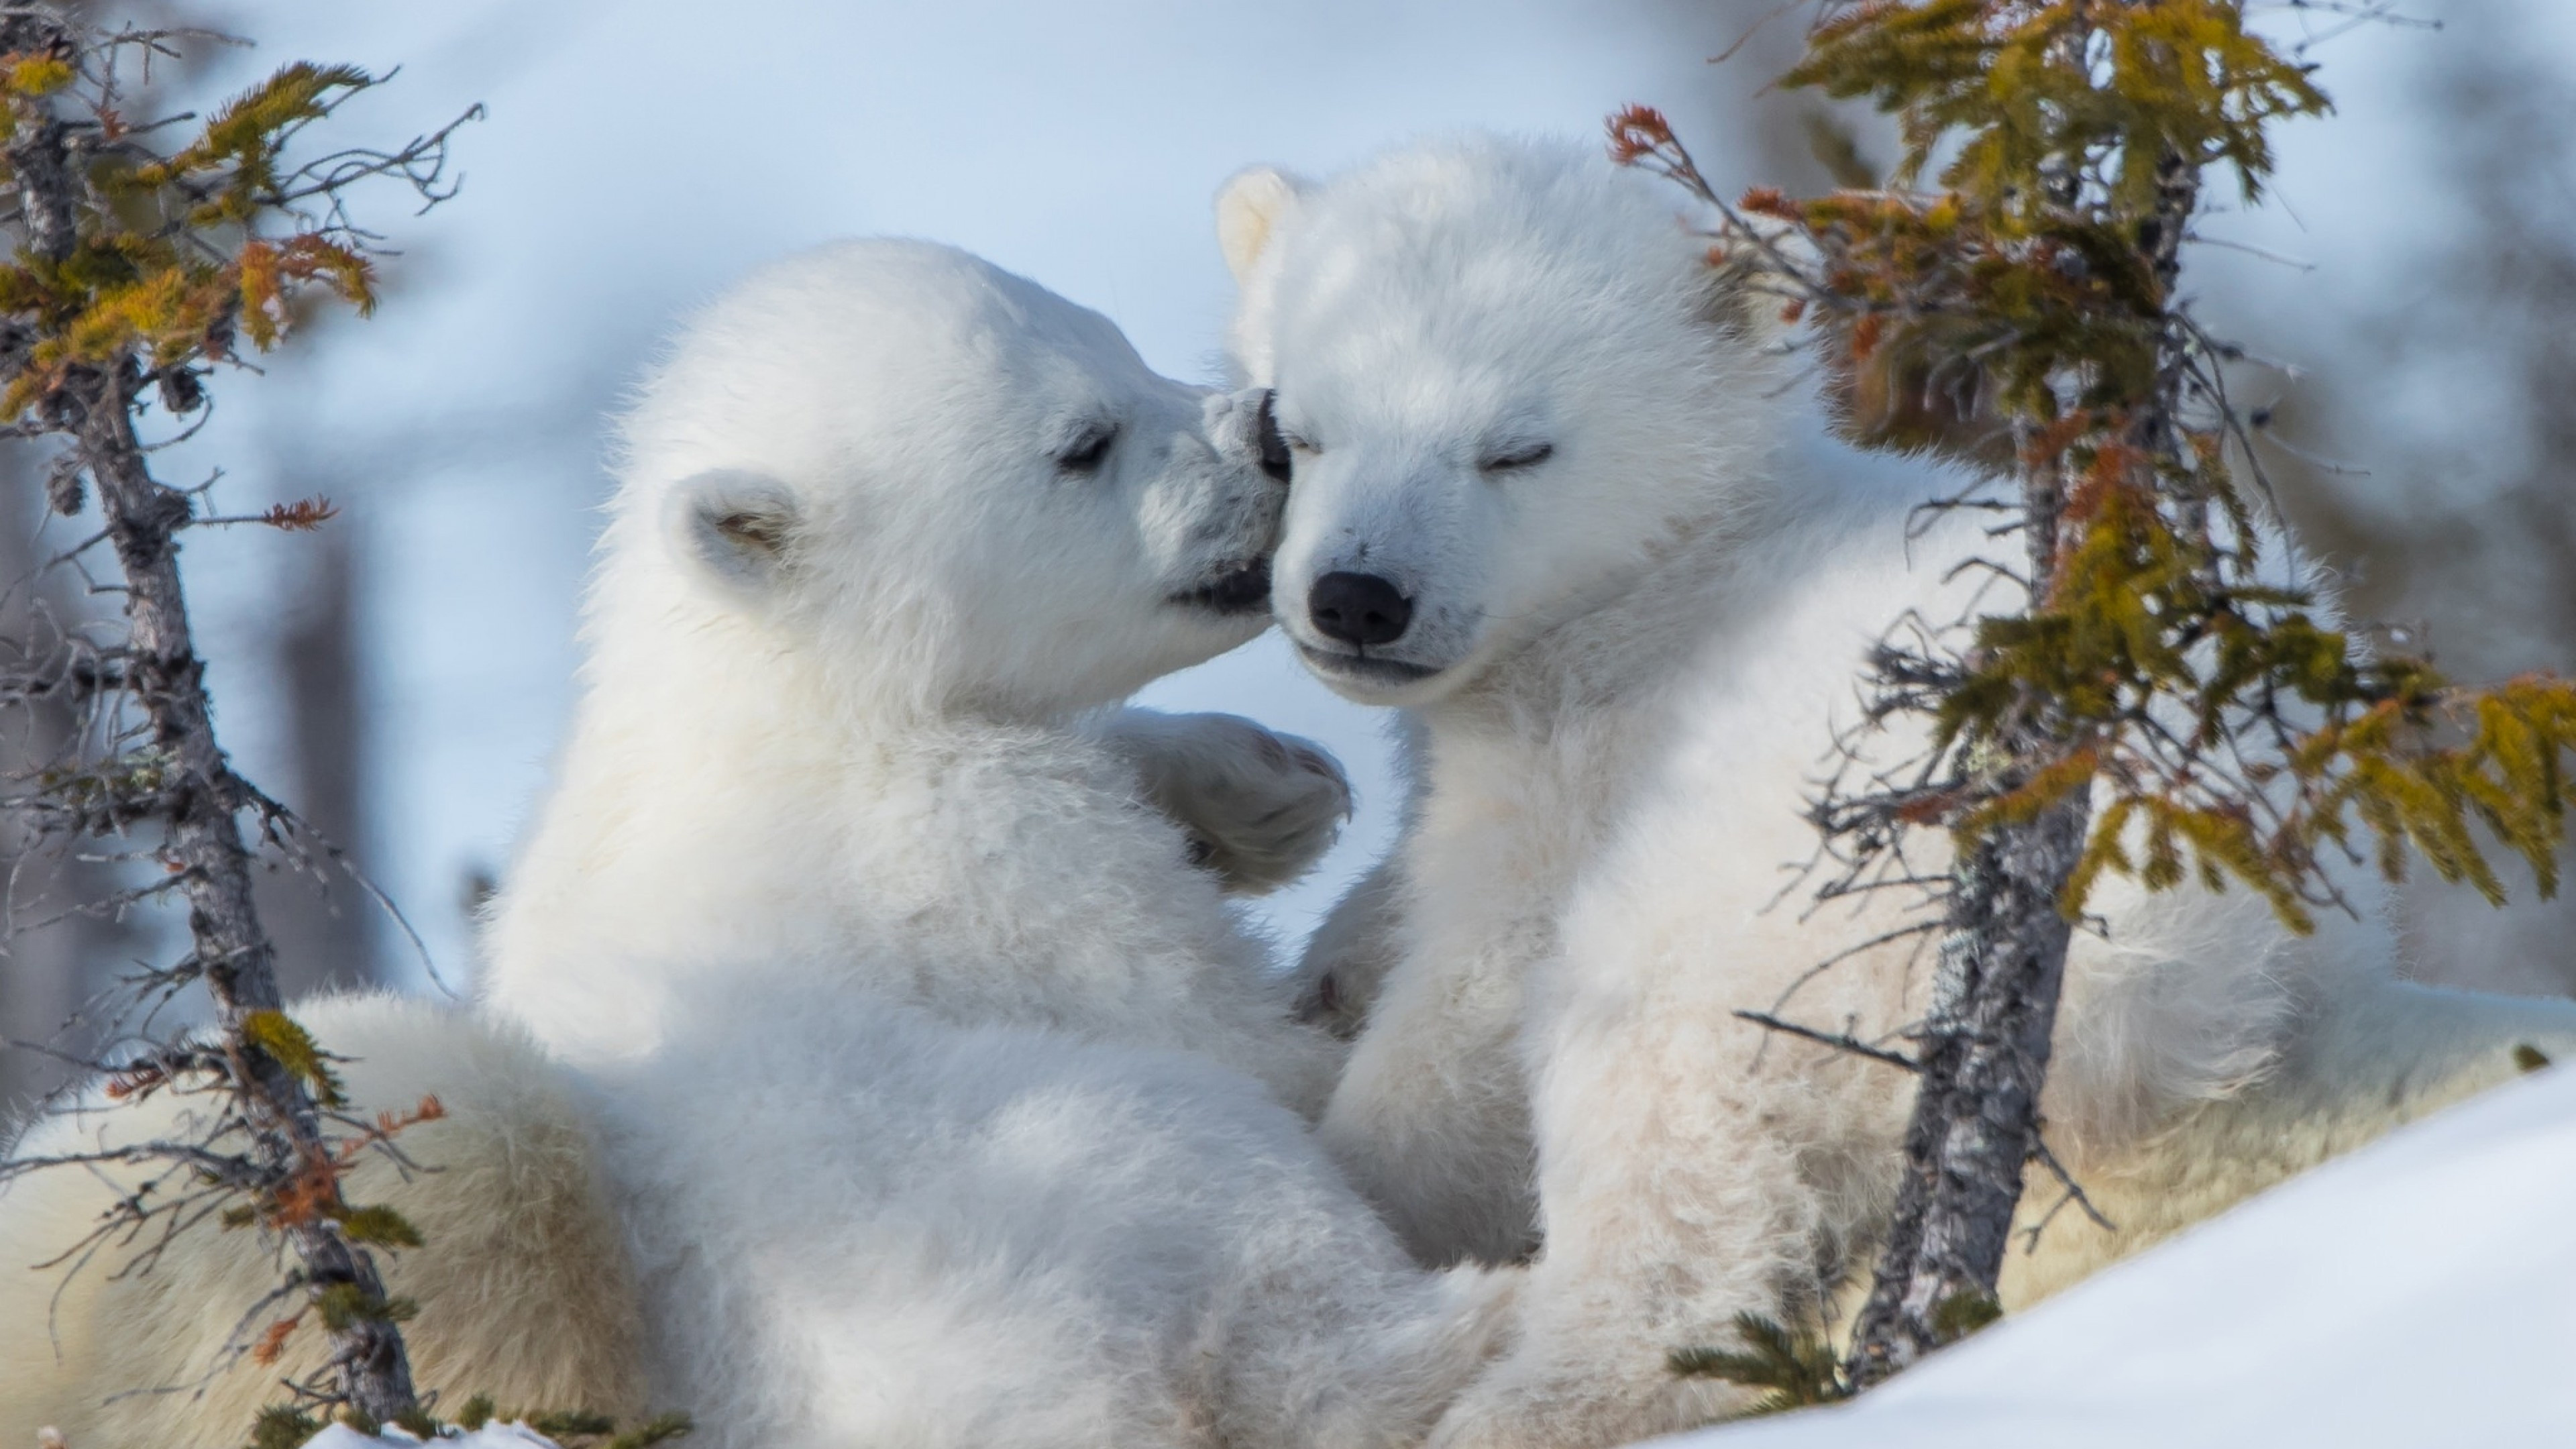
xmin=1309 ymin=571 xmax=1413 ymax=647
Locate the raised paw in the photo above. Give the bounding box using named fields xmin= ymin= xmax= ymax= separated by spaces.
xmin=1098 ymin=708 xmax=1352 ymax=895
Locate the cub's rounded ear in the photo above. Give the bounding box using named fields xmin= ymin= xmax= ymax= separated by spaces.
xmin=663 ymin=470 xmax=801 ymax=596
xmin=1216 ymin=166 xmax=1309 ymax=285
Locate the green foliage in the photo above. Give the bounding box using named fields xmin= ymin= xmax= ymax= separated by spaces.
xmin=1720 ymin=0 xmax=2329 ymax=425
xmin=1669 ymin=1311 xmax=1853 ymax=1416
xmin=476 ymin=1407 xmax=695 ymax=1449
xmin=0 ymin=56 xmax=386 ymax=417
xmin=239 ymin=1009 xmax=349 ymax=1108
xmin=335 ymin=1203 xmax=427 ymax=1249
xmin=5 ymin=52 xmax=73 ymax=96
xmin=1929 ymin=1287 xmax=2002 ymax=1340
xmin=1735 ymin=187 xmax=2163 ymax=417
xmin=135 ymin=63 xmax=376 ymax=221
xmin=248 ymin=1406 xmax=324 ymax=1449
xmin=1670 ymin=1297 xmax=2001 ymax=1417
xmin=1782 ymin=0 xmax=2326 ymax=215
xmin=313 ymin=1281 xmax=419 ymax=1332
xmin=1958 ymin=428 xmax=2576 ymax=930
xmin=5 ymin=13 xmax=476 ymax=1434
xmin=1618 ymin=1 xmax=2576 ymax=932
xmin=603 ymin=1413 xmax=696 ymax=1449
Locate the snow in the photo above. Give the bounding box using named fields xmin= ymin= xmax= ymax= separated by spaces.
xmin=1667 ymin=1063 xmax=2576 ymax=1447
xmin=303 ymin=1423 xmax=559 ymax=1449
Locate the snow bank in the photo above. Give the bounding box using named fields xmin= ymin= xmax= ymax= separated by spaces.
xmin=1666 ymin=1062 xmax=2576 ymax=1446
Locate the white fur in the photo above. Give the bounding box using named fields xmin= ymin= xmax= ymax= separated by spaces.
xmin=1287 ymin=712 xmax=1428 ymax=1037
xmin=1224 ymin=136 xmax=2576 ymax=1446
xmin=0 ymin=994 xmax=648 ymax=1448
xmin=468 ymin=239 xmax=1507 ymax=1448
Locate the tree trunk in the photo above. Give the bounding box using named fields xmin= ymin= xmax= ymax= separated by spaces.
xmin=72 ymin=366 xmax=420 ymax=1421
xmin=7 ymin=9 xmax=421 ymax=1415
xmin=1847 ymin=121 xmax=2198 ymax=1386
xmin=1845 ymin=788 xmax=2088 ymax=1385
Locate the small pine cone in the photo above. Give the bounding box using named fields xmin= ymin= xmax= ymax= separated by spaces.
xmin=43 ymin=455 xmax=83 ymax=516
xmin=158 ymin=366 xmax=205 ymax=416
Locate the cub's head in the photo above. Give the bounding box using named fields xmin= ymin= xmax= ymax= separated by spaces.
xmin=1218 ymin=136 xmax=1780 ymax=706
xmin=608 ymin=239 xmax=1283 ymax=718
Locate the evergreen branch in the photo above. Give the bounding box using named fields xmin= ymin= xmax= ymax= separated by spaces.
xmin=1670 ymin=1310 xmax=1854 ymax=1416
xmin=1733 ymin=1010 xmax=1923 ymax=1073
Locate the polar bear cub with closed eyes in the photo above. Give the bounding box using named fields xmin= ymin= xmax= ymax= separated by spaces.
xmin=1221 ymin=136 xmax=2576 ymax=1448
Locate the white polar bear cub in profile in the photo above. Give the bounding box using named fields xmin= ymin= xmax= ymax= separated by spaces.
xmin=460 ymin=239 xmax=1514 ymax=1449
xmin=1220 ymin=136 xmax=2576 ymax=1447
xmin=0 ymin=239 xmax=1440 ymax=1449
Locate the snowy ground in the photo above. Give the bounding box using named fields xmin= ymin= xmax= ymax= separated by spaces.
xmin=1669 ymin=1063 xmax=2576 ymax=1446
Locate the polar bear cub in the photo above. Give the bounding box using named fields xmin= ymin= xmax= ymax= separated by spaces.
xmin=479 ymin=237 xmax=1341 ymax=1101
xmin=461 ymin=238 xmax=1508 ymax=1449
xmin=0 ymin=239 xmax=1503 ymax=1449
xmin=1220 ymin=136 xmax=2576 ymax=1446
xmin=0 ymin=747 xmax=1354 ymax=1449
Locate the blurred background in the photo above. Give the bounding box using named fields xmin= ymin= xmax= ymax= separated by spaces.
xmin=5 ymin=0 xmax=2571 ymax=1113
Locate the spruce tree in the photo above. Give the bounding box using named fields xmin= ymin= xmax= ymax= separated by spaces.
xmin=1 ymin=10 xmax=473 ymax=1428
xmin=1617 ymin=0 xmax=2576 ymax=1386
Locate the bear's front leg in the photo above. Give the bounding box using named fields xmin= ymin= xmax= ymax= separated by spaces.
xmin=1290 ymin=855 xmax=1409 ymax=1038
xmin=1094 ymin=707 xmax=1351 ymax=895
xmin=1320 ymin=931 xmax=1546 ymax=1268
xmin=1423 ymin=1136 xmax=1822 ymax=1446
xmin=1288 ymin=713 xmax=1428 ymax=1037
xmin=1426 ymin=961 xmax=1898 ymax=1448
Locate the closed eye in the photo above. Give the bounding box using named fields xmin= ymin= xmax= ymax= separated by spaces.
xmin=1057 ymin=425 xmax=1117 ymax=474
xmin=1256 ymin=390 xmax=1293 ymax=483
xmin=1480 ymin=441 xmax=1554 ymax=472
